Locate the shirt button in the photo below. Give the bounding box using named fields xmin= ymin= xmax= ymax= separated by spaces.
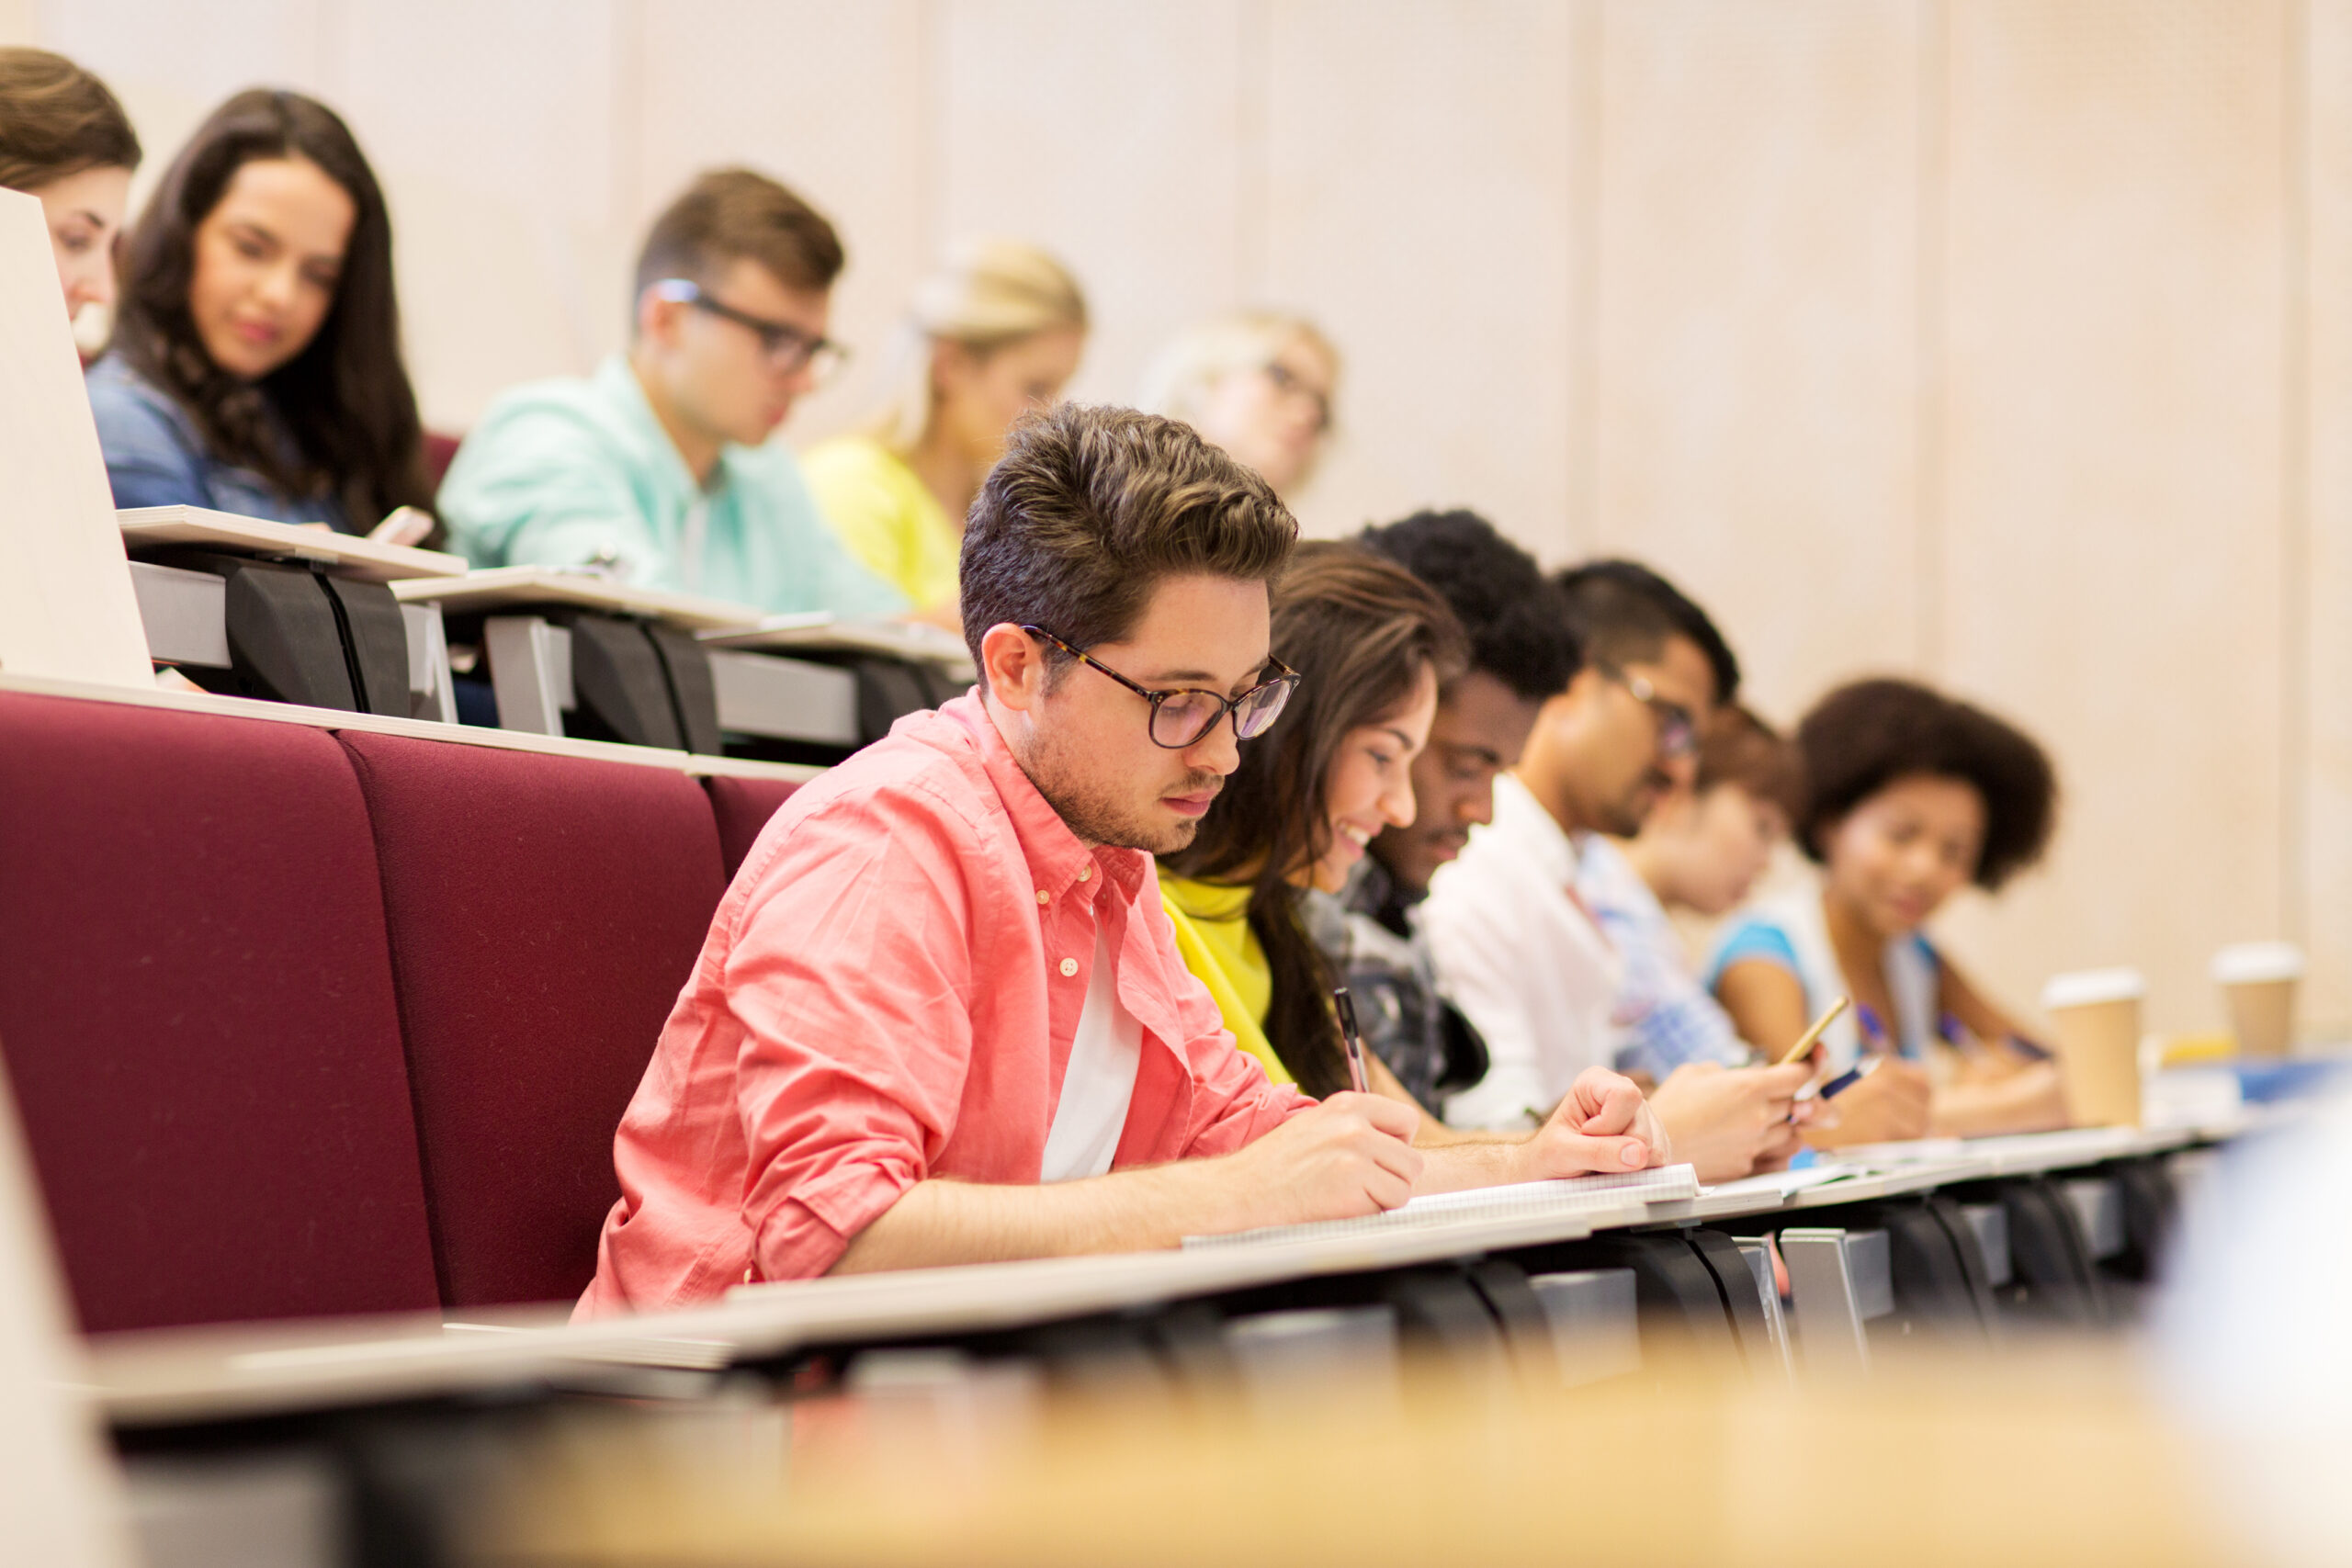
xmin=1079 ymin=863 xmax=1094 ymax=882
xmin=1036 ymin=888 xmax=1051 ymax=905
xmin=1059 ymin=958 xmax=1079 ymax=977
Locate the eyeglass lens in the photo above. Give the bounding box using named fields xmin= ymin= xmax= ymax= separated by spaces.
xmin=1147 ymin=676 xmax=1293 ymax=748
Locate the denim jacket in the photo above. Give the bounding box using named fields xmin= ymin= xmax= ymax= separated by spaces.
xmin=85 ymin=355 xmax=352 ymax=532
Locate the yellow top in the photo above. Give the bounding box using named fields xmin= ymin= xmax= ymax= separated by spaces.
xmin=1156 ymin=872 xmax=1293 ymax=1088
xmin=802 ymin=434 xmax=961 ymax=611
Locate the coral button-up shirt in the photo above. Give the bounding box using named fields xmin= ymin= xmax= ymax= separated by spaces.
xmin=578 ymin=694 xmax=1311 ymax=1317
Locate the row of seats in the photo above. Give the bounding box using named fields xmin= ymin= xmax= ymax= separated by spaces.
xmin=0 ymin=689 xmax=800 ymax=1334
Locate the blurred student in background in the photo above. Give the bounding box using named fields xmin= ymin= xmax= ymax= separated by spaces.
xmin=805 ymin=239 xmax=1086 ymax=621
xmin=1306 ymin=510 xmax=1578 ymax=1110
xmin=0 ymin=47 xmax=140 ymax=321
xmin=1156 ymin=541 xmax=1668 ymax=1178
xmin=1577 ymin=703 xmax=1804 ymax=1083
xmin=1423 ymin=562 xmax=1812 ymax=1180
xmin=1709 ymin=677 xmax=2068 ymax=1143
xmin=88 ymin=89 xmax=432 ymax=542
xmin=1137 ymin=310 xmax=1337 ymax=500
xmin=440 ymin=169 xmax=902 ymax=619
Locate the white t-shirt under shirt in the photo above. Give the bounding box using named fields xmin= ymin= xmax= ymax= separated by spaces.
xmin=1038 ymin=922 xmax=1144 ymax=1181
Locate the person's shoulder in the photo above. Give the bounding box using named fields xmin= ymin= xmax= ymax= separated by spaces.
xmin=85 ymin=355 xmax=193 ymax=439
xmin=462 ymin=371 xmax=634 ymax=451
xmin=799 ymin=434 xmax=901 ymax=486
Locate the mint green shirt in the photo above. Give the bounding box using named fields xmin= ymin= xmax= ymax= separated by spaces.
xmin=436 ymin=357 xmax=908 ymax=619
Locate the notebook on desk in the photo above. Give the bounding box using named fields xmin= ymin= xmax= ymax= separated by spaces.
xmin=1182 ymin=1163 xmax=1700 ymax=1249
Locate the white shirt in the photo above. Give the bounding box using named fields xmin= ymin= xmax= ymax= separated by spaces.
xmin=1038 ymin=922 xmax=1143 ymax=1181
xmin=1421 ymin=773 xmax=1624 ymax=1130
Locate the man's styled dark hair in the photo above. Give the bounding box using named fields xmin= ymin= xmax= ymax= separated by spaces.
xmin=1358 ymin=509 xmax=1578 ymax=703
xmin=113 ymin=88 xmax=427 ymax=531
xmin=1553 ymin=558 xmax=1740 ymax=705
xmin=1795 ymin=677 xmax=2058 ymax=891
xmin=633 ymin=167 xmax=843 ymax=305
xmin=960 ymin=403 xmax=1298 ymax=677
xmin=1697 ymin=703 xmax=1806 ymax=823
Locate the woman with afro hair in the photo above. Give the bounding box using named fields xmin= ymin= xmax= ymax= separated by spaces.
xmin=1707 ymin=677 xmax=2069 ymax=1144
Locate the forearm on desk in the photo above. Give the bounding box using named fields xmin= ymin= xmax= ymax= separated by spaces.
xmin=826 ymin=1164 xmax=1247 ymax=1276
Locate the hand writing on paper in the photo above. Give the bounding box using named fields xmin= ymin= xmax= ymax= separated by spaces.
xmin=1803 ymin=1057 xmax=1934 ymax=1147
xmin=1227 ymin=1091 xmax=1424 ymax=1227
xmin=1648 ymin=1061 xmax=1814 ymax=1182
xmin=1521 ymin=1066 xmax=1670 ymax=1179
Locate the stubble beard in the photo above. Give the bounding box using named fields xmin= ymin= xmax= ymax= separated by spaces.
xmin=1020 ymin=725 xmax=1221 ymax=856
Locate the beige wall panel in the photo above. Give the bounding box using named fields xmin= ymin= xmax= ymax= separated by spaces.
xmin=637 ymin=0 xmax=929 ymax=446
xmin=2305 ymin=0 xmax=2352 ymax=1034
xmin=937 ymin=1 xmax=1242 ymax=422
xmin=1590 ymin=0 xmax=1922 ymax=725
xmin=334 ymin=0 xmax=630 ymax=432
xmin=1936 ymin=0 xmax=2290 ymax=1035
xmin=1261 ymin=0 xmax=1579 ymax=549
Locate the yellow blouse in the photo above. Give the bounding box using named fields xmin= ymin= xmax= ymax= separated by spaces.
xmin=1156 ymin=872 xmax=1294 ymax=1088
xmin=802 ymin=434 xmax=961 ymax=612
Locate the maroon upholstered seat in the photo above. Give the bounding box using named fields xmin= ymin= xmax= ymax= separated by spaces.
xmin=336 ymin=733 xmax=728 ymax=1308
xmin=0 ymin=693 xmax=439 ymax=1332
xmin=702 ymin=773 xmax=805 ymax=878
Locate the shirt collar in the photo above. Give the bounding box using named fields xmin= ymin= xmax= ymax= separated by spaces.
xmin=933 ymin=694 xmax=1148 ymax=904
xmin=594 ymin=355 xmax=739 ymax=505
xmin=1488 ymin=772 xmax=1584 ymax=886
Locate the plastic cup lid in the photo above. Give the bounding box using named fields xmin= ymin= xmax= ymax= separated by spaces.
xmin=2041 ymin=967 xmax=2146 ymax=1010
xmin=2211 ymin=942 xmax=2305 ymax=985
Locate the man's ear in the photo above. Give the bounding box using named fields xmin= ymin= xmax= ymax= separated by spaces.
xmin=635 ymin=284 xmax=681 ymax=349
xmin=978 ymin=622 xmax=1045 ymax=712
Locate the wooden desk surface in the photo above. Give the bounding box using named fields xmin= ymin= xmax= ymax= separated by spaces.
xmin=119 ymin=505 xmax=466 ymax=583
xmin=389 ymin=566 xmax=763 ymax=628
xmin=85 ymin=1128 xmax=2232 ymax=1427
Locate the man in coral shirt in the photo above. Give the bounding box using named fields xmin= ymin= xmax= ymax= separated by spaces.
xmin=580 ymin=404 xmax=1664 ymax=1316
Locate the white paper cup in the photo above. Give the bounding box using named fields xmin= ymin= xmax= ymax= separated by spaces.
xmin=2040 ymin=968 xmax=2146 ymax=1127
xmin=2211 ymin=942 xmax=2304 ymax=1058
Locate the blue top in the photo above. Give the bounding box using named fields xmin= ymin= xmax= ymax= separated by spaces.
xmin=436 ymin=357 xmax=908 ymax=619
xmin=1573 ymin=835 xmax=1752 ymax=1080
xmin=85 ymin=355 xmax=353 ymax=532
xmin=1703 ymin=888 xmax=1943 ymax=1070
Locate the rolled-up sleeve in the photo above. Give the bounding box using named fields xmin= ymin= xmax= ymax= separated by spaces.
xmin=725 ymin=785 xmax=982 ymax=1278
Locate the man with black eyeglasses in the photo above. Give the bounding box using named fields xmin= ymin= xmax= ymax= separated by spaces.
xmin=439 ymin=167 xmax=904 ymax=618
xmin=1422 ymin=562 xmax=1818 ymax=1182
xmin=578 ymin=406 xmax=1665 ymax=1316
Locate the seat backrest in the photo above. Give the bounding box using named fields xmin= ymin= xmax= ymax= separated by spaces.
xmin=702 ymin=773 xmax=806 ymax=879
xmin=0 ymin=693 xmax=439 ymax=1332
xmin=337 ymin=731 xmax=728 ymax=1309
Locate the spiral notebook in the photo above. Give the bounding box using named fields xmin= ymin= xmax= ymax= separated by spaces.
xmin=1182 ymin=1163 xmax=1700 ymax=1249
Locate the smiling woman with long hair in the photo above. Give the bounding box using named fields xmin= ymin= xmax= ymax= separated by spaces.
xmin=1158 ymin=541 xmax=1467 ymax=1100
xmin=87 ymin=88 xmax=429 ymax=536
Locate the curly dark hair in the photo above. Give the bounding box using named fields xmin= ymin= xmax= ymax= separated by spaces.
xmin=1554 ymin=559 xmax=1740 ymax=705
xmin=1794 ymin=678 xmax=2058 ymax=890
xmin=1357 ymin=509 xmax=1578 ymax=703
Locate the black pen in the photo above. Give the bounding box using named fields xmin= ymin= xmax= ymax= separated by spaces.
xmin=1333 ymin=986 xmax=1370 ymax=1094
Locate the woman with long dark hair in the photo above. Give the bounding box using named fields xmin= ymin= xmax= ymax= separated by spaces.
xmin=87 ymin=89 xmax=430 ymax=539
xmin=1158 ymin=542 xmax=1668 ymax=1171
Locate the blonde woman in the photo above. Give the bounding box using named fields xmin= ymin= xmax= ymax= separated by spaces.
xmin=804 ymin=238 xmax=1086 ymax=616
xmin=1136 ymin=310 xmax=1339 ymax=499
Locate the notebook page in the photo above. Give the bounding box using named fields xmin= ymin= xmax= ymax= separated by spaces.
xmin=1183 ymin=1164 xmax=1699 ymax=1249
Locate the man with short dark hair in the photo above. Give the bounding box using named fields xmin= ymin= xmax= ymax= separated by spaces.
xmin=579 ymin=408 xmax=1662 ymax=1315
xmin=440 ymin=167 xmax=901 ymax=617
xmin=1426 ymin=560 xmax=1813 ymax=1181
